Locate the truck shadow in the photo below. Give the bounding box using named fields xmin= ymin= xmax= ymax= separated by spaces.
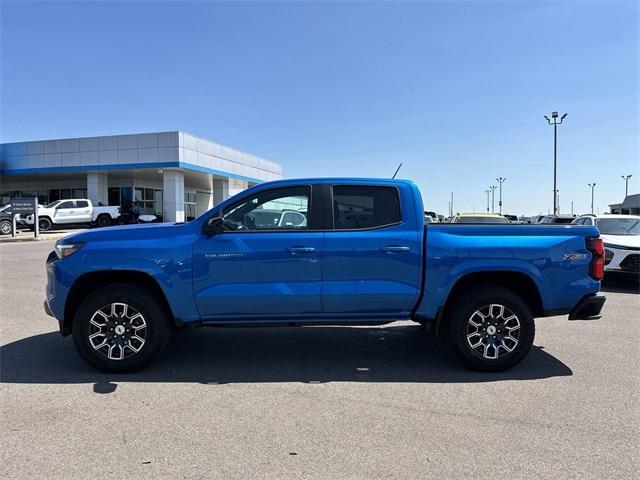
xmin=1 ymin=324 xmax=572 ymax=389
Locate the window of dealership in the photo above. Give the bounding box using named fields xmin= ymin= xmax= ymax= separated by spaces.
xmin=0 ymin=131 xmax=282 ymax=222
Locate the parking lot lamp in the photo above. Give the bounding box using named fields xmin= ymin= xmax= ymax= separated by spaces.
xmin=490 ymin=185 xmax=497 ymax=213
xmin=485 ymin=189 xmax=490 ymax=212
xmin=496 ymin=177 xmax=506 ymax=214
xmin=544 ymin=112 xmax=568 ymax=215
xmin=588 ymin=183 xmax=596 ymax=214
xmin=621 ymin=175 xmax=632 ymax=197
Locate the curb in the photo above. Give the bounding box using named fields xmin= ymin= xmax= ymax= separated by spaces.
xmin=0 ymin=230 xmax=85 ymax=244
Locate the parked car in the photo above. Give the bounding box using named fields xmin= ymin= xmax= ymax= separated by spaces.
xmin=572 ymin=214 xmax=639 ymax=276
xmin=536 ymin=214 xmax=577 ymax=224
xmin=0 ymin=204 xmax=13 ymax=235
xmin=424 ymin=211 xmax=439 ymax=223
xmin=24 ymin=199 xmax=120 ymax=231
xmin=45 ymin=178 xmax=605 ymax=373
xmin=504 ymin=214 xmax=524 ymax=224
xmin=451 ymin=213 xmax=509 ymax=224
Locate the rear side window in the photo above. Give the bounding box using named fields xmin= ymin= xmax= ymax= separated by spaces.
xmin=332 ymin=186 xmax=401 ymax=230
xmin=76 ymin=200 xmax=89 ymax=208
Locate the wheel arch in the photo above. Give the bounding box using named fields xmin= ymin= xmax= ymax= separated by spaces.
xmin=62 ymin=270 xmax=178 ymax=335
xmin=435 ymin=270 xmax=543 ymax=335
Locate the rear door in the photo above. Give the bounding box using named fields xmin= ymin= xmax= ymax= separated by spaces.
xmin=321 ymin=184 xmax=422 ymax=316
xmin=193 ymin=184 xmax=324 ymax=318
xmin=74 ymin=200 xmax=92 ymax=223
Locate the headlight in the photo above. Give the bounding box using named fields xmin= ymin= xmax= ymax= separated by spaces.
xmin=604 ymin=249 xmax=614 ymax=265
xmin=55 ymin=242 xmax=84 ymax=259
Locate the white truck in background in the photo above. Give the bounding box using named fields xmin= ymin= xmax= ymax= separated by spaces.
xmin=25 ymin=199 xmax=120 ymax=231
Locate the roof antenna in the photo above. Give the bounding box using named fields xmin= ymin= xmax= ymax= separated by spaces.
xmin=392 ymin=162 xmax=403 ymax=179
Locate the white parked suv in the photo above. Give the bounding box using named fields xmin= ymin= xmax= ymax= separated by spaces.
xmin=572 ymin=214 xmax=640 ymax=276
xmin=25 ymin=199 xmax=120 ymax=231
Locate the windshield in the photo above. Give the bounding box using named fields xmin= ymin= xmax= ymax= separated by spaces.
xmin=0 ymin=204 xmax=9 ymax=212
xmin=596 ymin=218 xmax=640 ymax=235
xmin=46 ymin=200 xmax=62 ymax=208
xmin=455 ymin=216 xmax=509 ymax=224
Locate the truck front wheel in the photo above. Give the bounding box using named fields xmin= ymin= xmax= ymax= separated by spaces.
xmin=447 ymin=286 xmax=535 ymax=372
xmin=38 ymin=217 xmax=52 ymax=231
xmin=72 ymin=284 xmax=173 ymax=373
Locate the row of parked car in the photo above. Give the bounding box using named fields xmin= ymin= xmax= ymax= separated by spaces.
xmin=0 ymin=199 xmax=120 ymax=234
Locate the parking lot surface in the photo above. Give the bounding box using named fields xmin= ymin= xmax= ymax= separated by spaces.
xmin=1 ymin=240 xmax=638 ymax=480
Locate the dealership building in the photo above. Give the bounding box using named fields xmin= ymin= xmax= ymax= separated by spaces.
xmin=0 ymin=131 xmax=282 ymax=222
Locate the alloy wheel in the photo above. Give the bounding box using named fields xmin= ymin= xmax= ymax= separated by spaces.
xmin=88 ymin=303 xmax=147 ymax=360
xmin=466 ymin=303 xmax=521 ymax=359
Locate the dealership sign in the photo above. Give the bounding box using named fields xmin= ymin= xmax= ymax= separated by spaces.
xmin=9 ymin=197 xmax=39 ymax=238
xmin=10 ymin=197 xmax=37 ymax=216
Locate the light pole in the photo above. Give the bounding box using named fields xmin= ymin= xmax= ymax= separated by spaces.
xmin=496 ymin=177 xmax=506 ymax=214
xmin=490 ymin=185 xmax=497 ymax=213
xmin=545 ymin=111 xmax=568 ymax=215
xmin=621 ymin=175 xmax=632 ymax=198
xmin=485 ymin=189 xmax=490 ymax=213
xmin=588 ymin=183 xmax=596 ymax=214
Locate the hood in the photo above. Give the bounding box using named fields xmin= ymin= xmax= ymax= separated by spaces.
xmin=600 ymin=233 xmax=640 ymax=249
xmin=60 ymin=222 xmax=194 ymax=243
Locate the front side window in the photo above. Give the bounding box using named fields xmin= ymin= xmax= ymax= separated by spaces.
xmin=57 ymin=201 xmax=75 ymax=209
xmin=332 ymin=185 xmax=401 ymax=230
xmin=221 ymin=186 xmax=310 ymax=231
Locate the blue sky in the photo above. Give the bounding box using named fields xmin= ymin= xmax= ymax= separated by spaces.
xmin=1 ymin=0 xmax=637 ymax=215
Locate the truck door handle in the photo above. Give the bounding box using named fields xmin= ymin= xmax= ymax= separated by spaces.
xmin=286 ymin=246 xmax=316 ymax=254
xmin=381 ymin=245 xmax=410 ymax=253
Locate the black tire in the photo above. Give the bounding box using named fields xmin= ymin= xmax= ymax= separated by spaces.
xmin=96 ymin=214 xmax=112 ymax=228
xmin=0 ymin=219 xmax=12 ymax=235
xmin=38 ymin=217 xmax=52 ymax=231
xmin=447 ymin=285 xmax=535 ymax=372
xmin=72 ymin=284 xmax=173 ymax=373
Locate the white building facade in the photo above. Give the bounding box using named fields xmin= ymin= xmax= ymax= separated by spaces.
xmin=0 ymin=131 xmax=282 ymax=222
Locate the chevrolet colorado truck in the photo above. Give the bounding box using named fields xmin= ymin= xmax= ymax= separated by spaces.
xmin=45 ymin=178 xmax=606 ymax=373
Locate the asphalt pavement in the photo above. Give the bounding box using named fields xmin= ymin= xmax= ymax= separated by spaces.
xmin=1 ymin=240 xmax=638 ymax=479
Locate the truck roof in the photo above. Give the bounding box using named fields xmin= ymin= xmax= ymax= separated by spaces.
xmin=252 ymin=177 xmax=417 ymax=187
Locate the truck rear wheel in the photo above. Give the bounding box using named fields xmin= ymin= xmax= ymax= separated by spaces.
xmin=447 ymin=286 xmax=535 ymax=372
xmin=72 ymin=284 xmax=172 ymax=373
xmin=96 ymin=214 xmax=112 ymax=227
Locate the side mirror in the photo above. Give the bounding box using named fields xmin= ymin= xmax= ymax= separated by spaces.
xmin=202 ymin=216 xmax=225 ymax=236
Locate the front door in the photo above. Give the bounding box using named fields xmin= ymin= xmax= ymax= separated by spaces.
xmin=53 ymin=200 xmax=76 ymax=224
xmin=321 ymin=184 xmax=422 ymax=316
xmin=193 ymin=185 xmax=323 ymax=318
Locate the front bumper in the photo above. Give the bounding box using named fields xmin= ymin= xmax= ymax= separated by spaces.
xmin=569 ymin=293 xmax=606 ymax=320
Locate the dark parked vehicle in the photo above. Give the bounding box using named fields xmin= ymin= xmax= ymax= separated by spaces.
xmin=537 ymin=215 xmax=577 ymax=224
xmin=0 ymin=205 xmax=13 ymax=235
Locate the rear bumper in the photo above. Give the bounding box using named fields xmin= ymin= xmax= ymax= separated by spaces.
xmin=569 ymin=293 xmax=606 ymax=320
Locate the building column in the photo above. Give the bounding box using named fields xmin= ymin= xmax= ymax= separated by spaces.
xmin=163 ymin=169 xmax=185 ymax=223
xmin=212 ymin=178 xmax=249 ymax=206
xmin=212 ymin=178 xmax=230 ymax=206
xmin=87 ymin=172 xmax=108 ymax=205
xmin=196 ymin=190 xmax=214 ymax=217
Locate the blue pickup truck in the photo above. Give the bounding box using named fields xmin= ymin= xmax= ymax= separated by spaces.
xmin=45 ymin=178 xmax=606 ymax=373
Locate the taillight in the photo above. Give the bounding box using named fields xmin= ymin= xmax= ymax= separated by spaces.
xmin=587 ymin=237 xmax=604 ymax=280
